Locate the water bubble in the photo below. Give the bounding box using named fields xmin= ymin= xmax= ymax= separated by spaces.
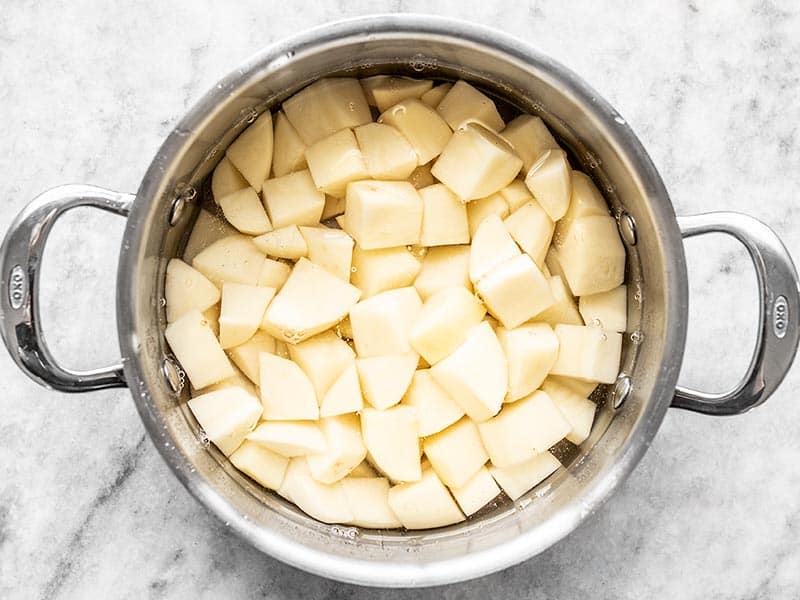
xmin=410 ymin=54 xmax=430 ymax=72
xmin=391 ymin=105 xmax=407 ymax=118
xmin=350 ymin=266 xmax=358 ymax=273
xmin=614 ymin=115 xmax=626 ymax=125
xmin=590 ymin=317 xmax=603 ymax=328
xmin=200 ymin=432 xmax=210 ymax=447
xmin=633 ymin=289 xmax=643 ymax=304
xmin=347 ymin=101 xmax=356 ymax=112
xmin=600 ymin=332 xmax=608 ymax=341
xmin=158 ymin=297 xmax=166 ymax=308
xmin=630 ymin=330 xmax=644 ymax=344
xmin=245 ymin=109 xmax=258 ymax=124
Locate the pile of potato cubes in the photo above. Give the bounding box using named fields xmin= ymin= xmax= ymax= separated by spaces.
xmin=164 ymin=75 xmax=628 ymax=529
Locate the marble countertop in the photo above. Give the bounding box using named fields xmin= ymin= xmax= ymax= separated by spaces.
xmin=2 ymin=1 xmax=799 ymax=598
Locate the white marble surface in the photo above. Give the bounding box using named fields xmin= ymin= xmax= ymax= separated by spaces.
xmin=1 ymin=1 xmax=799 ymax=598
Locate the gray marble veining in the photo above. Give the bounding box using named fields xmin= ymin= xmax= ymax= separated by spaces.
xmin=1 ymin=1 xmax=799 ymax=598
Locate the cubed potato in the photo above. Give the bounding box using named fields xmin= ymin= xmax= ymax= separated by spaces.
xmin=350 ymin=287 xmax=422 ymax=357
xmin=478 ymin=391 xmax=570 ymax=468
xmin=500 ymin=114 xmax=560 ymax=172
xmin=261 ymin=170 xmax=326 ymax=229
xmin=211 ymin=156 xmax=248 ymax=202
xmin=467 ymin=193 xmax=509 ymax=237
xmin=554 ymin=215 xmax=626 ymax=296
xmin=540 ymin=379 xmax=596 ymax=445
xmin=229 ymin=440 xmax=289 ymax=490
xmin=409 ymin=287 xmax=486 ymax=365
xmin=217 ymin=187 xmax=272 ymax=236
xmin=350 ymin=461 xmax=378 ymax=478
xmin=288 ymin=330 xmax=355 ymax=398
xmin=202 ymin=303 xmax=220 ymax=337
xmin=414 ymin=245 xmax=471 ymax=300
xmin=476 ymin=254 xmax=555 ymax=329
xmin=257 ymin=258 xmax=291 ymax=289
xmin=279 ymin=459 xmax=354 ymax=523
xmin=272 ymin=110 xmax=307 ymax=177
xmin=550 ymin=324 xmax=622 ymax=384
xmin=378 ymin=98 xmax=453 ymax=164
xmin=320 ymin=364 xmax=364 ymax=417
xmin=225 ymin=111 xmax=273 ymax=189
xmin=534 ymin=275 xmax=584 ymax=326
xmin=436 ymin=80 xmax=504 ymax=132
xmin=448 ymin=466 xmax=501 ymax=516
xmin=387 ymin=468 xmax=465 ymax=529
xmin=356 ymin=353 xmax=418 ymax=410
xmin=489 ymin=452 xmax=561 ymax=501
xmin=299 ymin=226 xmax=354 ymax=281
xmin=579 ymin=285 xmax=627 ymax=332
xmin=218 ymin=283 xmax=276 ymax=348
xmin=554 ymin=171 xmax=609 ymax=240
xmin=351 ymin=245 xmax=421 ymax=297
xmin=182 ymin=209 xmax=238 ymax=263
xmin=354 ymin=123 xmax=418 ymax=180
xmin=401 ymin=369 xmax=464 ymax=436
xmin=322 ymin=195 xmax=346 ymax=220
xmin=258 ymin=353 xmax=320 ymax=420
xmin=305 ymin=128 xmax=369 ymax=197
xmin=499 ymin=179 xmax=535 ymax=212
xmin=544 ymin=247 xmax=573 ymax=297
xmin=261 ymin=258 xmax=361 ymax=344
xmin=503 ymin=201 xmax=554 ymax=266
xmin=340 ymin=477 xmax=402 ymax=528
xmin=496 ymin=323 xmax=559 ymax=402
xmin=307 ymin=414 xmax=367 ymax=484
xmin=524 ymin=149 xmax=572 ymax=221
xmin=227 ymin=331 xmax=276 ymax=386
xmin=343 ymin=180 xmax=423 ymax=250
xmin=204 ymin=365 xmax=256 ymax=396
xmin=423 ymin=417 xmax=488 ymax=488
xmin=165 ymin=258 xmax=220 ymax=323
xmin=188 ymin=386 xmax=262 ymax=456
xmin=544 ymin=375 xmax=598 ymax=398
xmin=247 ymin=421 xmax=326 ymax=457
xmin=362 ymin=76 xmax=434 ymax=112
xmin=431 ymin=321 xmax=507 ymax=422
xmin=469 ymin=214 xmax=521 ymax=283
xmin=418 ymin=184 xmax=470 ymax=247
xmin=282 ymin=78 xmax=372 ymax=145
xmin=165 ymin=310 xmax=234 ymax=390
xmin=274 ymin=339 xmax=290 ymax=359
xmin=407 ymin=163 xmax=435 ymax=189
xmin=432 ymin=123 xmax=522 ymax=201
xmin=252 ymin=225 xmax=308 ymax=260
xmin=192 ymin=235 xmax=265 ymax=287
xmin=420 ymin=82 xmax=453 ymax=108
xmin=359 ymin=75 xmax=389 ymax=104
xmin=361 ymin=406 xmax=421 ymax=482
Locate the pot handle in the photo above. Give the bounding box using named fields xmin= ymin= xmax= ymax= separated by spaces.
xmin=0 ymin=184 xmax=134 ymax=392
xmin=672 ymin=212 xmax=800 ymax=415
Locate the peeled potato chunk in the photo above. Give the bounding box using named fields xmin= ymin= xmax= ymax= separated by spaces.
xmin=431 ymin=321 xmax=507 ymax=422
xmin=355 ymin=122 xmax=418 ymax=180
xmin=475 ymin=254 xmax=555 ymax=329
xmin=227 ymin=330 xmax=276 ymax=384
xmin=282 ymin=78 xmax=371 ymax=146
xmin=496 ymin=323 xmax=559 ymax=402
xmin=550 ymin=324 xmax=622 ymax=384
xmin=544 ymin=247 xmax=573 ymax=296
xmin=225 ymin=111 xmax=273 ymax=189
xmin=401 ymin=369 xmax=464 ymax=437
xmin=298 ymin=226 xmax=354 ymax=281
xmin=350 ymin=286 xmax=422 ymax=357
xmin=378 ymin=98 xmax=453 ymax=164
xmin=218 ymin=283 xmax=276 ymax=349
xmin=418 ymin=184 xmax=470 ymax=247
xmin=188 ymin=386 xmax=262 ymax=456
xmin=257 ymin=258 xmax=291 ymax=290
xmin=165 ymin=258 xmax=220 ymax=323
xmin=259 ymin=353 xmax=320 ymax=420
xmin=217 ymin=187 xmax=272 ymax=236
xmin=499 ymin=179 xmax=536 ymax=212
xmin=211 ymin=156 xmax=248 ymax=202
xmin=288 ymin=330 xmax=355 ymax=399
xmin=579 ymin=285 xmax=628 ymax=332
xmin=545 ymin=375 xmax=598 ymax=398
xmin=414 ymin=245 xmax=471 ymax=300
xmin=350 ymin=461 xmax=378 ymax=478
xmin=524 ymin=149 xmax=572 ymax=221
xmin=230 ymin=440 xmax=289 ymax=490
xmin=261 ymin=170 xmax=326 ymax=229
xmin=322 ymin=195 xmax=346 ymax=220
xmin=436 ymin=80 xmax=504 ymax=131
xmin=407 ymin=163 xmax=435 ymax=189
xmin=182 ymin=209 xmax=238 ymax=263
xmin=500 ymin=114 xmax=560 ymax=172
xmin=357 ymin=353 xmax=418 ymax=410
xmin=420 ymin=82 xmax=453 ymax=108
xmin=340 ymin=477 xmax=402 ymax=528
xmin=489 ymin=452 xmax=561 ymax=501
xmin=280 ymin=459 xmax=355 ymax=524
xmin=503 ymin=201 xmax=554 ymax=266
xmin=352 ymin=245 xmax=421 ymax=297
xmin=469 ymin=214 xmax=521 ymax=283
xmin=431 ymin=123 xmax=522 ymax=201
xmin=467 ymin=192 xmax=509 ymax=237
xmin=409 ymin=286 xmax=486 ymax=365
xmin=320 ymin=364 xmax=364 ymax=417
xmin=554 ymin=171 xmax=609 ymax=240
xmin=423 ymin=417 xmax=488 ymax=488
xmin=555 ymin=215 xmax=626 ymax=296
xmin=205 ymin=365 xmax=257 ymax=396
xmin=540 ymin=379 xmax=596 ymax=445
xmin=253 ymin=225 xmax=308 ymax=261
xmin=343 ymin=180 xmax=423 ymax=250
xmin=361 ymin=406 xmax=421 ymax=483
xmin=387 ymin=468 xmax=465 ymax=529
xmin=449 ymin=466 xmax=501 ymax=516
xmin=307 ymin=414 xmax=367 ymax=484
xmin=305 ymin=128 xmax=369 ymax=197
xmin=247 ymin=421 xmax=326 ymax=457
xmin=363 ymin=76 xmax=434 ymax=112
xmin=272 ymin=110 xmax=307 ymax=177
xmin=165 ymin=310 xmax=234 ymax=390
xmin=534 ymin=275 xmax=584 ymax=327
xmin=261 ymin=258 xmax=361 ymax=344
xmin=192 ymin=235 xmax=265 ymax=287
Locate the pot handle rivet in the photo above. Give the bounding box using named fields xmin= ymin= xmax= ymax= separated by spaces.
xmin=612 ymin=374 xmax=632 ymax=409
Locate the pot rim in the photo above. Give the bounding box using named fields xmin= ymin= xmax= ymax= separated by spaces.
xmin=117 ymin=13 xmax=688 ymax=587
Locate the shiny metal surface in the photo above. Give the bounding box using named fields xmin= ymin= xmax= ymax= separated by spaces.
xmin=673 ymin=212 xmax=800 ymax=415
xmin=0 ymin=184 xmax=132 ymax=392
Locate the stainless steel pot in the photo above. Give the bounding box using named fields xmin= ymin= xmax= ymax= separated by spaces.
xmin=1 ymin=14 xmax=798 ymax=588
